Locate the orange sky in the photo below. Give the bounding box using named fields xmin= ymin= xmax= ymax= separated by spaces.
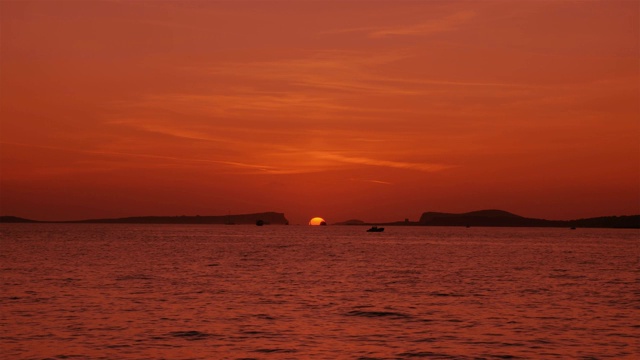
xmin=1 ymin=0 xmax=638 ymax=224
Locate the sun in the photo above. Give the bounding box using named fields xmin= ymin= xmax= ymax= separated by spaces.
xmin=309 ymin=217 xmax=327 ymax=226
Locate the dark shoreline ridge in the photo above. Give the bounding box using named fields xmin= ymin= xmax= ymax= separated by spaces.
xmin=1 ymin=210 xmax=638 ymax=228
xmin=0 ymin=212 xmax=289 ymax=225
xmin=335 ymin=209 xmax=639 ymax=229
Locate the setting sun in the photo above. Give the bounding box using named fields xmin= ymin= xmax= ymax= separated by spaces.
xmin=309 ymin=217 xmax=327 ymax=226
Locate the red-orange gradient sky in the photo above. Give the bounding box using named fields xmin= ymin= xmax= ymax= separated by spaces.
xmin=1 ymin=1 xmax=638 ymax=224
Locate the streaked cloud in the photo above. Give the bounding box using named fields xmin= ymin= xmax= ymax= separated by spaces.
xmin=120 ymin=91 xmax=385 ymax=123
xmin=350 ymin=178 xmax=393 ymax=185
xmin=202 ymin=51 xmax=425 ymax=97
xmin=0 ymin=141 xmax=327 ymax=175
xmin=108 ymin=119 xmax=235 ymax=144
xmin=325 ymin=11 xmax=476 ymax=38
xmin=371 ymin=11 xmax=476 ymax=38
xmin=202 ymin=50 xmax=534 ymax=99
xmin=311 ymin=151 xmax=451 ymax=172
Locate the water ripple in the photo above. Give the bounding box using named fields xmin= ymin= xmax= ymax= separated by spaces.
xmin=345 ymin=310 xmax=412 ymax=319
xmin=168 ymin=330 xmax=215 ymax=340
xmin=1 ymin=224 xmax=637 ymax=359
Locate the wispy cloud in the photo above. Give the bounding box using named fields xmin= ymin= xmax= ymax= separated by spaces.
xmin=371 ymin=11 xmax=476 ymax=38
xmin=350 ymin=178 xmax=393 ymax=185
xmin=121 ymin=91 xmax=381 ymax=122
xmin=108 ymin=119 xmax=236 ymax=143
xmin=324 ymin=11 xmax=476 ymax=38
xmin=202 ymin=51 xmax=424 ymax=97
xmin=0 ymin=141 xmax=305 ymax=175
xmin=310 ymin=151 xmax=451 ymax=172
xmin=201 ymin=50 xmax=533 ymax=99
xmin=102 ymin=47 xmax=503 ymax=177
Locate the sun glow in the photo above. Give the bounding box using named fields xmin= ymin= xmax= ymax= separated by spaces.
xmin=309 ymin=217 xmax=327 ymax=226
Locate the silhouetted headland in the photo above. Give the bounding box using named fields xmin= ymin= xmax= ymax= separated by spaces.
xmin=334 ymin=209 xmax=639 ymax=229
xmin=0 ymin=216 xmax=40 ymax=223
xmin=0 ymin=212 xmax=289 ymax=225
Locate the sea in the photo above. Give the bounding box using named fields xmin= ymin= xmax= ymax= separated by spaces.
xmin=1 ymin=224 xmax=638 ymax=359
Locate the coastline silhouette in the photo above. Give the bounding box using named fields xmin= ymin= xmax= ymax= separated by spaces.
xmin=1 ymin=210 xmax=638 ymax=228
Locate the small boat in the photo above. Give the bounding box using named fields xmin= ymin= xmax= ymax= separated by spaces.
xmin=366 ymin=226 xmax=384 ymax=232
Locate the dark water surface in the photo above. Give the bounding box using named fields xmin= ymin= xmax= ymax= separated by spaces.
xmin=1 ymin=224 xmax=638 ymax=359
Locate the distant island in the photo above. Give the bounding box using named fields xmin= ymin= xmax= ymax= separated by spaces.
xmin=0 ymin=212 xmax=289 ymax=225
xmin=334 ymin=209 xmax=639 ymax=229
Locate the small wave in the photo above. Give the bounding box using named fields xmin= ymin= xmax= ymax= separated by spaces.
xmin=255 ymin=314 xmax=276 ymax=320
xmin=429 ymin=292 xmax=464 ymax=297
xmin=240 ymin=330 xmax=267 ymax=335
xmin=549 ymin=274 xmax=586 ymax=280
xmin=520 ymin=288 xmax=550 ymax=295
xmin=115 ymin=274 xmax=156 ymax=281
xmin=413 ymin=337 xmax=437 ymax=343
xmin=530 ymin=338 xmax=553 ymax=344
xmin=397 ymin=351 xmax=462 ymax=358
xmin=169 ymin=330 xmax=213 ymax=340
xmin=253 ymin=348 xmax=297 ymax=353
xmin=346 ymin=310 xmax=411 ymax=319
